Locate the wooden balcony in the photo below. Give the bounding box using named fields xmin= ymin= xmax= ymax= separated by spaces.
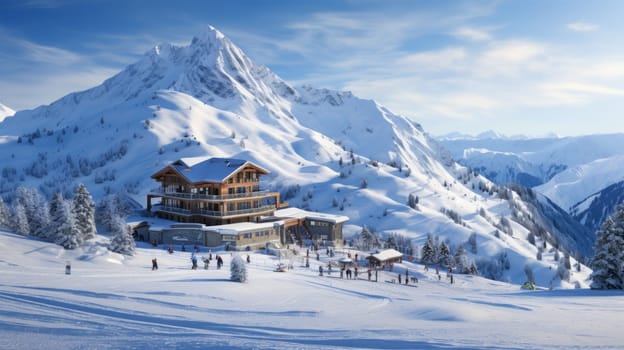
xmin=152 ymin=204 xmax=277 ymax=219
xmin=149 ymin=189 xmax=277 ymax=202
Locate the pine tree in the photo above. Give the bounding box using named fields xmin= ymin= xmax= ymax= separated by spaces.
xmin=557 ymin=254 xmax=571 ymax=282
xmin=53 ymin=200 xmax=82 ymax=249
xmin=108 ymin=215 xmax=136 ymax=255
xmin=469 ymin=261 xmax=479 ymax=275
xmin=468 ymin=232 xmax=478 ymax=254
xmin=420 ymin=235 xmax=436 ymax=267
xmin=72 ymin=183 xmax=97 ymax=241
xmin=12 ymin=202 xmax=30 ymax=235
xmin=0 ymin=197 xmax=10 ymax=228
xmin=359 ymin=226 xmax=379 ymax=251
xmin=438 ymin=241 xmax=453 ymax=268
xmin=230 ymin=255 xmax=247 ymax=282
xmin=590 ymin=205 xmax=624 ymax=289
xmin=454 ymin=244 xmax=470 ymax=273
xmin=96 ymin=194 xmax=131 ymax=231
xmin=13 ymin=187 xmax=50 ymax=238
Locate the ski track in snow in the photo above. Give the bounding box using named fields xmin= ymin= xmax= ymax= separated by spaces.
xmin=2 ymin=230 xmax=624 ymax=349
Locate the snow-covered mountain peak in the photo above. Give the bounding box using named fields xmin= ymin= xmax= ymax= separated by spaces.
xmin=191 ymin=24 xmax=227 ymax=47
xmin=0 ymin=102 xmax=15 ymax=122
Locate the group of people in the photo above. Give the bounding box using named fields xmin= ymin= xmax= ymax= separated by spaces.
xmin=151 ymin=248 xmax=225 ymax=271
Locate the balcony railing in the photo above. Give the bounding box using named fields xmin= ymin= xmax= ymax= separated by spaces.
xmin=153 ymin=204 xmax=276 ymax=218
xmin=150 ymin=189 xmax=276 ymax=201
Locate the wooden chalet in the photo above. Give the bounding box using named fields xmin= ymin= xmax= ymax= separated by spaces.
xmin=147 ymin=157 xmax=286 ymax=225
xmin=366 ymin=249 xmax=403 ymax=267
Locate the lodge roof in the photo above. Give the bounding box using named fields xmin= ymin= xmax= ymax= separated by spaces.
xmin=368 ymin=249 xmax=403 ymax=262
xmin=273 ymin=207 xmax=349 ymax=224
xmin=152 ymin=157 xmax=270 ymax=184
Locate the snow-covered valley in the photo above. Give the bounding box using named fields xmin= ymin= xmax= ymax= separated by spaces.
xmin=1 ymin=229 xmax=622 ymax=350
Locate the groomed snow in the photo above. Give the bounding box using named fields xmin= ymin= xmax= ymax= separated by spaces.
xmin=1 ymin=229 xmax=622 ymax=350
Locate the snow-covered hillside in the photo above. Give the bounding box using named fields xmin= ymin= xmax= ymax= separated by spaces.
xmin=536 ymin=154 xmax=624 ymax=212
xmin=2 ymin=228 xmax=621 ymax=350
xmin=0 ymin=102 xmax=15 ymax=122
xmin=572 ymin=180 xmax=624 ymax=231
xmin=0 ymin=25 xmax=590 ymax=285
xmin=439 ymin=133 xmax=624 ymax=233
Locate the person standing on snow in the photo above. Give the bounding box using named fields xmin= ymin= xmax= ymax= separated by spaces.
xmin=191 ymin=254 xmax=198 ymax=270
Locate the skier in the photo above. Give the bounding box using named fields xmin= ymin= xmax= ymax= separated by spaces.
xmin=246 ymin=254 xmax=250 ymax=263
xmin=398 ymin=273 xmax=402 ymax=284
xmin=319 ymin=265 xmax=324 ymax=276
xmin=217 ymin=255 xmax=223 ymax=269
xmin=152 ymin=258 xmax=158 ymax=271
xmin=203 ymin=258 xmax=210 ymax=269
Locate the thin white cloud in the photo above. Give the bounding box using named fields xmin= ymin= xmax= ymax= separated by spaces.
xmin=453 ymin=26 xmax=492 ymax=41
xmin=16 ymin=40 xmax=83 ymax=65
xmin=567 ymin=21 xmax=598 ymax=32
xmin=398 ymin=48 xmax=466 ymax=72
xmin=0 ymin=31 xmax=123 ymax=110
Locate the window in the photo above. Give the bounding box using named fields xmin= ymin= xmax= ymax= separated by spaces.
xmin=237 ymin=202 xmax=251 ymax=210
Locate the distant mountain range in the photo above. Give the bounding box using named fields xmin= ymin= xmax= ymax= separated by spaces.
xmin=0 ymin=25 xmax=593 ymax=286
xmin=439 ymin=133 xmax=624 ymax=233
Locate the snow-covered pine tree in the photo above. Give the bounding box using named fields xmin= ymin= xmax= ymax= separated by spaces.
xmin=72 ymin=183 xmax=97 ymax=241
xmin=359 ymin=226 xmax=379 ymax=251
xmin=12 ymin=202 xmax=30 ymax=235
xmin=53 ymin=199 xmax=82 ymax=249
xmin=0 ymin=197 xmax=10 ymax=228
xmin=454 ymin=244 xmax=470 ymax=273
xmin=467 ymin=232 xmax=478 ymax=254
xmin=420 ymin=235 xmax=436 ymax=267
xmin=590 ymin=205 xmax=624 ymax=289
xmin=230 ymin=255 xmax=247 ymax=282
xmin=108 ymin=215 xmax=136 ymax=256
xmin=48 ymin=192 xmax=64 ymax=239
xmin=557 ymin=254 xmax=571 ymax=282
xmin=96 ymin=193 xmax=133 ymax=230
xmin=469 ymin=261 xmax=479 ymax=275
xmin=438 ymin=241 xmax=453 ymax=268
xmin=14 ymin=187 xmax=50 ymax=238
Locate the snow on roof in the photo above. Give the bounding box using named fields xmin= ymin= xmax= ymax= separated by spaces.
xmin=149 ymin=221 xmax=278 ymax=235
xmin=371 ymin=249 xmax=403 ymax=262
xmin=165 ymin=157 xmax=269 ymax=183
xmin=204 ymin=221 xmax=279 ymax=236
xmin=274 ymin=207 xmax=349 ymax=224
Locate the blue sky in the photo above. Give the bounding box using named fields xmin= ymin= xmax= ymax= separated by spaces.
xmin=1 ymin=0 xmax=624 ymax=137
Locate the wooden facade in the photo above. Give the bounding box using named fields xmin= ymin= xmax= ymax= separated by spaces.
xmin=147 ymin=158 xmax=285 ymax=225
